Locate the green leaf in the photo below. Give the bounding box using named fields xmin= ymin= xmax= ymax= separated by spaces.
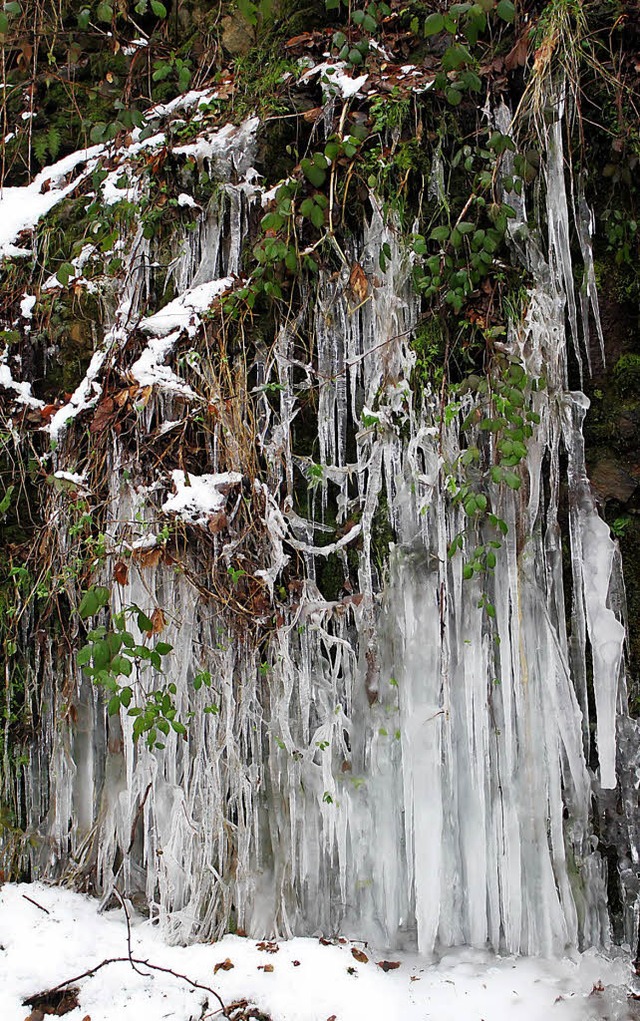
xmin=301 ymin=158 xmax=326 ymax=188
xmin=96 ymin=2 xmax=113 ymax=22
xmin=78 ymin=590 xmax=99 ymax=620
xmin=348 ymin=47 xmax=364 ymax=65
xmin=0 ymin=11 xmax=8 ymax=33
xmin=56 ymin=262 xmax=76 ymax=287
xmin=430 ymin=225 xmax=450 ymax=243
xmin=445 ymin=87 xmax=462 ymax=106
xmin=424 ymin=12 xmax=445 ymax=35
xmin=504 ymin=471 xmax=521 ymax=490
xmin=77 ymin=645 xmax=93 ymax=667
xmin=155 ymin=642 xmax=173 ymax=656
xmin=0 ymin=483 xmax=13 ymax=516
xmin=463 ymin=563 xmax=474 ymax=580
xmin=150 ymin=0 xmax=167 ymax=15
xmin=107 ymin=695 xmax=121 ymax=716
xmin=136 ymin=610 xmax=154 ymax=633
xmin=496 ymin=0 xmax=516 ymax=22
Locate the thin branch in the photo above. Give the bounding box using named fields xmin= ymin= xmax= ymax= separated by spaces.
xmin=35 ymin=956 xmax=229 ymax=1017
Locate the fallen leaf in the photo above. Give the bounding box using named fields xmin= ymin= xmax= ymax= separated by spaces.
xmin=257 ymin=940 xmax=279 ymax=953
xmin=113 ymin=561 xmax=128 ymax=586
xmin=351 ymin=947 xmax=368 ymax=963
xmin=214 ymin=958 xmax=234 ymax=974
xmin=258 ymin=963 xmax=274 ymax=972
xmin=319 ymin=937 xmax=332 ymax=946
xmin=377 ymin=960 xmax=401 ymax=972
xmin=292 ymin=960 xmax=301 ymax=966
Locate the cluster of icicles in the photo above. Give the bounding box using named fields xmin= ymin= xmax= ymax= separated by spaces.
xmin=2 ymin=86 xmax=635 ymax=959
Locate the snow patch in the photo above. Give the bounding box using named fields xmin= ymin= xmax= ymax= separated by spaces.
xmin=163 ymin=469 xmax=243 ymax=525
xmin=0 ymin=883 xmax=634 ymax=1021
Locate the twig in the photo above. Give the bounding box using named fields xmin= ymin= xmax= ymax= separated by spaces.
xmin=22 ymin=894 xmax=50 ymax=914
xmin=37 ymin=957 xmax=229 ymax=1016
xmin=112 ymin=888 xmax=148 ymax=979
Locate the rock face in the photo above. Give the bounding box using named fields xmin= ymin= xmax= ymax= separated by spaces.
xmin=220 ymin=12 xmax=255 ymax=55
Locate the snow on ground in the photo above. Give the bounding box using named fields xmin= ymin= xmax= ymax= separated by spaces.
xmin=0 ymin=883 xmax=634 ymax=1021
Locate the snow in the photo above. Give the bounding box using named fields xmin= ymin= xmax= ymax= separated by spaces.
xmin=0 ymin=883 xmax=634 ymax=1021
xmin=300 ymin=63 xmax=369 ymax=99
xmin=162 ymin=469 xmax=243 ymax=525
xmin=139 ymin=277 xmax=233 ymax=339
xmin=0 ymin=144 xmax=104 ymax=258
xmin=49 ymin=349 xmax=106 ymax=442
xmin=0 ymin=349 xmax=43 ymax=408
xmin=130 ymin=278 xmax=234 ymax=393
xmin=19 ymin=293 xmax=36 ymax=318
xmin=323 ymin=67 xmax=369 ymax=99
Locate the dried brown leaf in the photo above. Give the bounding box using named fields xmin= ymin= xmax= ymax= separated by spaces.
xmin=351 ymin=947 xmax=369 ymax=963
xmin=349 ymin=262 xmax=368 ymax=303
xmin=150 ymin=607 xmax=166 ymax=634
xmin=214 ymin=958 xmax=235 ymax=974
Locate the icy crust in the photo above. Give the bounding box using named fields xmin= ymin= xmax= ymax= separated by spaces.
xmin=0 ymin=884 xmax=634 ymax=1021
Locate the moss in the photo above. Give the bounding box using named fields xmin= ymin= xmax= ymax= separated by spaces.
xmin=613 ymin=353 xmax=640 ymax=395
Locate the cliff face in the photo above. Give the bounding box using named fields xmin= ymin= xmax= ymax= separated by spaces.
xmin=0 ymin=0 xmax=639 ymax=954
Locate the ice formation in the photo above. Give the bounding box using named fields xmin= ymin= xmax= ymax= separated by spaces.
xmin=0 ymin=79 xmax=634 ymax=968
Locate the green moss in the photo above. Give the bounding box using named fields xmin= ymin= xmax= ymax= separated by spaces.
xmin=613 ymin=353 xmax=640 ymax=395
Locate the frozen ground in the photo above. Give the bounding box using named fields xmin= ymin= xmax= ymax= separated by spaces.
xmin=0 ymin=883 xmax=636 ymax=1021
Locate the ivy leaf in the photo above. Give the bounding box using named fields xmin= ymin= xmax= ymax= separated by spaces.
xmin=96 ymin=2 xmax=113 ymax=22
xmin=424 ymin=12 xmax=445 ymax=35
xmin=496 ymin=0 xmax=516 ymax=22
xmin=300 ymin=158 xmax=326 ymax=188
xmin=107 ymin=694 xmax=121 ymax=716
xmin=430 ymin=225 xmax=450 ymax=243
